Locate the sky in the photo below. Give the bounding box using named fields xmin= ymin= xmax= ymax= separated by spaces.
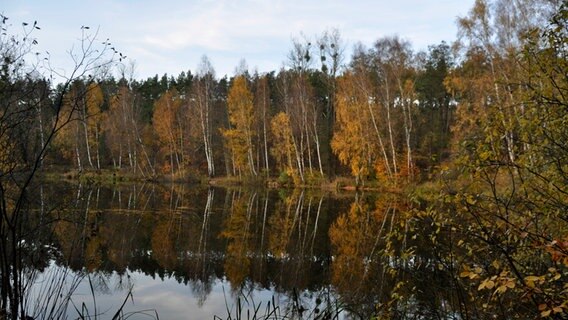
xmin=3 ymin=0 xmax=475 ymax=80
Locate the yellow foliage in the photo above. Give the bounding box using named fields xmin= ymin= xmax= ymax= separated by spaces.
xmin=224 ymin=76 xmax=256 ymax=174
xmin=220 ymin=194 xmax=253 ymax=286
xmin=151 ymin=219 xmax=177 ymax=270
xmin=329 ymin=199 xmax=387 ymax=291
xmin=331 ymin=72 xmax=376 ymax=183
xmin=152 ymin=89 xmax=184 ymax=173
xmin=270 ymin=112 xmax=295 ymax=172
xmin=153 ymin=89 xmax=182 ymax=147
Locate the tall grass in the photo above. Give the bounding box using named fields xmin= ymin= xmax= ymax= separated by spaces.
xmin=215 ymin=287 xmax=346 ymax=320
xmin=18 ymin=264 xmax=159 ymax=320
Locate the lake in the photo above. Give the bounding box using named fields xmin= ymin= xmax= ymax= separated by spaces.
xmin=19 ymin=181 xmax=458 ymax=319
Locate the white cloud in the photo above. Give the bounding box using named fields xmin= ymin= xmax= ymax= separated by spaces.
xmin=3 ymin=0 xmax=474 ymax=78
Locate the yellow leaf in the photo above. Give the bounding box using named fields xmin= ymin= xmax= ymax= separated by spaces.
xmin=541 ymin=309 xmax=551 ymax=317
xmin=525 ymin=276 xmax=541 ymax=282
xmin=479 ymin=151 xmax=491 ymax=161
xmin=459 ymin=271 xmax=469 ymax=278
xmin=478 ymin=279 xmax=495 ymax=290
xmin=495 ymin=285 xmax=507 ymax=294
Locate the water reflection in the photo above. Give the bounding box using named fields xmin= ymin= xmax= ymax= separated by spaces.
xmin=26 ymin=182 xmax=348 ymax=318
xmin=20 ymin=181 xmax=466 ymax=318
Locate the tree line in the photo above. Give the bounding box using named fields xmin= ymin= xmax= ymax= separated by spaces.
xmin=4 ymin=30 xmax=458 ymax=185
xmin=3 ymin=1 xmax=564 ymax=188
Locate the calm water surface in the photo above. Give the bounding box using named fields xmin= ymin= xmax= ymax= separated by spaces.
xmin=22 ymin=181 xmax=452 ymax=319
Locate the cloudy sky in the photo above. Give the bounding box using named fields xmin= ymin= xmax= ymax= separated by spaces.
xmin=4 ymin=0 xmax=474 ymax=80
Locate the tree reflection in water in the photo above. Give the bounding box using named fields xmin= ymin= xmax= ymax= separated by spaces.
xmin=9 ymin=181 xmax=509 ymax=318
xmin=37 ymin=182 xmax=349 ymax=317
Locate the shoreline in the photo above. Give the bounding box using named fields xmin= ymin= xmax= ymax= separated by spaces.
xmin=38 ymin=168 xmax=409 ymax=193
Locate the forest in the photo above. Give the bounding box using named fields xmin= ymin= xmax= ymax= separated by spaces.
xmin=0 ymin=5 xmax=513 ymax=186
xmin=0 ymin=1 xmax=562 ymax=188
xmin=1 ymin=0 xmax=567 ymax=319
xmin=5 ymin=32 xmax=445 ymax=185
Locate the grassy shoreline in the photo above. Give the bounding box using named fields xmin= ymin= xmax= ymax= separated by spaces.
xmin=38 ymin=168 xmax=409 ymax=193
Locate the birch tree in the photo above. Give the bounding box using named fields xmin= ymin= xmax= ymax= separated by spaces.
xmin=223 ymin=75 xmax=257 ymax=176
xmin=254 ymin=73 xmax=272 ymax=176
xmin=270 ymin=112 xmax=295 ymax=174
xmin=191 ymin=56 xmax=216 ymax=177
xmin=153 ymin=89 xmax=184 ymax=176
xmin=105 ymin=84 xmax=155 ymax=176
xmin=332 ymin=72 xmax=377 ymax=185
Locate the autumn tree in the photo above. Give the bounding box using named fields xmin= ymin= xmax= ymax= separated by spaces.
xmin=253 ymin=73 xmax=272 ymax=176
xmin=83 ymin=82 xmax=105 ymax=169
xmin=51 ymin=86 xmax=75 ymax=167
xmin=333 ymin=36 xmax=419 ymax=183
xmin=372 ymin=36 xmax=417 ymax=180
xmin=332 ymin=72 xmax=378 ymax=185
xmin=275 ymin=70 xmax=302 ymax=181
xmin=434 ymin=1 xmax=567 ymax=318
xmin=153 ymin=88 xmax=185 ymax=176
xmin=270 ymin=112 xmax=295 ymax=174
xmin=448 ymin=0 xmax=555 ymax=165
xmin=104 ymin=84 xmax=156 ymax=176
xmin=54 ymin=80 xmax=107 ymax=170
xmin=332 ymin=43 xmax=399 ymax=184
xmin=278 ymin=37 xmax=326 ymax=181
xmin=191 ymin=56 xmax=217 ymax=177
xmin=223 ymin=75 xmax=256 ymax=176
